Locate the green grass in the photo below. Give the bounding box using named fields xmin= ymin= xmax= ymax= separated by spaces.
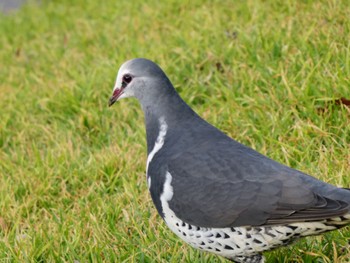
xmin=1 ymin=0 xmax=350 ymax=262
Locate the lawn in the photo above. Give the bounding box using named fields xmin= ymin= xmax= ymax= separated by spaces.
xmin=0 ymin=0 xmax=350 ymax=262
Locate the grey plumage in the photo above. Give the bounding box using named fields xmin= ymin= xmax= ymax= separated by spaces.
xmin=109 ymin=58 xmax=350 ymax=262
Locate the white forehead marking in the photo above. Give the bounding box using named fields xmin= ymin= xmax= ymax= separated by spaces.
xmin=113 ymin=62 xmax=131 ymax=91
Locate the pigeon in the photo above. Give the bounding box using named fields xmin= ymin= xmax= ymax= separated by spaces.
xmin=108 ymin=58 xmax=350 ymax=263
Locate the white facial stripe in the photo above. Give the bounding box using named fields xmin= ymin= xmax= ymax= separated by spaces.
xmin=146 ymin=117 xmax=168 ymax=178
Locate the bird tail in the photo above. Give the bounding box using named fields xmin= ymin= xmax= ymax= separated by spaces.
xmin=325 ymin=213 xmax=350 ymax=227
xmin=287 ymin=214 xmax=350 ymax=238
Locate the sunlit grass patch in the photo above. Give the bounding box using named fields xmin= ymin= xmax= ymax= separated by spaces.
xmin=0 ymin=0 xmax=350 ymax=262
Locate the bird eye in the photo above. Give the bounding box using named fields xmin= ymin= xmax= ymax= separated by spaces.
xmin=122 ymin=74 xmax=133 ymax=85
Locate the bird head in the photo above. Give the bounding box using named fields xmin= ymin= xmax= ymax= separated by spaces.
xmin=108 ymin=58 xmax=170 ymax=107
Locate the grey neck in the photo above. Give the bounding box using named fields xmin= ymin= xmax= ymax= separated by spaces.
xmin=140 ymin=87 xmax=199 ymax=155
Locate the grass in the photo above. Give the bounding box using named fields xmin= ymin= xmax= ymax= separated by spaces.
xmin=0 ymin=0 xmax=350 ymax=262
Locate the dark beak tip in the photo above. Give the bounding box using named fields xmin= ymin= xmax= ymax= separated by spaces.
xmin=109 ymin=88 xmax=122 ymax=107
xmin=108 ymin=97 xmax=116 ymax=107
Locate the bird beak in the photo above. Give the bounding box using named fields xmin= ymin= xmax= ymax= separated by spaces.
xmin=108 ymin=88 xmax=123 ymax=107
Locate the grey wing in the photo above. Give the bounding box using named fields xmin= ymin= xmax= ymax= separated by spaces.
xmin=166 ymin=142 xmax=349 ymax=228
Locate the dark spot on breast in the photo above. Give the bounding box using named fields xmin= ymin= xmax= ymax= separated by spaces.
xmin=282 ymin=239 xmax=291 ymax=245
xmin=246 ymin=233 xmax=251 ymax=238
xmin=275 ymin=229 xmax=283 ymax=234
xmin=256 ymin=227 xmax=263 ymax=232
xmin=287 ymin=225 xmax=298 ymax=231
xmin=224 ymin=245 xmax=234 ymax=250
xmin=215 ymin=233 xmax=222 ymax=238
xmin=253 ymin=239 xmax=263 ymax=244
xmin=200 ymin=241 xmax=205 ymax=245
xmin=188 ymin=224 xmax=192 ymax=230
xmin=224 ymin=233 xmax=230 ymax=239
xmin=265 ymin=231 xmax=276 ymax=238
xmin=182 ymin=222 xmax=186 ymax=227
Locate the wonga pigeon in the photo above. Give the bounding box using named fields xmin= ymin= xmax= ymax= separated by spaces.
xmin=108 ymin=58 xmax=350 ymax=263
